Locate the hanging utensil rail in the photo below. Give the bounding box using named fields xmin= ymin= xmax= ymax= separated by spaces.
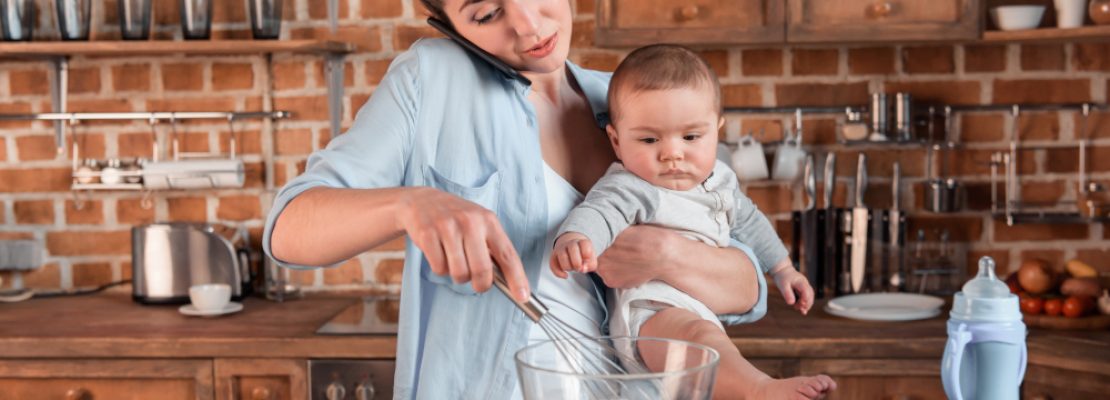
xmin=0 ymin=111 xmax=290 ymax=122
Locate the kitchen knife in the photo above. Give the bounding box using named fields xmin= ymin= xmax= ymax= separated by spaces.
xmin=850 ymin=154 xmax=869 ymax=294
xmin=889 ymin=162 xmax=906 ymax=291
xmin=801 ymin=154 xmax=820 ymax=297
xmin=822 ymin=153 xmax=837 ymax=298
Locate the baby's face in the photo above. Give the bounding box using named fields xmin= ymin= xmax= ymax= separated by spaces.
xmin=607 ymin=86 xmax=722 ymax=191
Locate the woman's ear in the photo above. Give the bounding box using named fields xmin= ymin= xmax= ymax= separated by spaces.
xmin=606 ymin=124 xmax=621 ymax=160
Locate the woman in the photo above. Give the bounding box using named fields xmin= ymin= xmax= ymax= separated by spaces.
xmin=263 ymin=0 xmax=768 ymax=398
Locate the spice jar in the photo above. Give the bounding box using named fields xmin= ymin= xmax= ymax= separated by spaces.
xmin=123 ymin=158 xmax=144 ymax=184
xmin=74 ymin=159 xmax=100 ymax=184
xmin=101 ymin=158 xmax=123 ymax=185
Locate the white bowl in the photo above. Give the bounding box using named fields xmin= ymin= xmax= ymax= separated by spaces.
xmin=991 ymin=5 xmax=1046 ymax=31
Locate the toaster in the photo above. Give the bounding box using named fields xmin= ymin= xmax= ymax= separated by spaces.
xmin=132 ymin=223 xmax=252 ymax=304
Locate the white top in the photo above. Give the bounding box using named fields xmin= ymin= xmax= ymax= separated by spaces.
xmin=512 ymin=164 xmax=604 ymax=398
xmin=531 ymin=163 xmax=604 ymax=337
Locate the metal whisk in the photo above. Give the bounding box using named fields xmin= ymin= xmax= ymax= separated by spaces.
xmin=492 ymin=268 xmax=659 ymax=398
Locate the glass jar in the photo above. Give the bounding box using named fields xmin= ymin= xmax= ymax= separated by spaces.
xmin=101 ymin=158 xmax=123 ymax=185
xmin=74 ymin=159 xmax=100 ymax=184
xmin=1 ymin=0 xmax=35 ymax=41
xmin=123 ymin=158 xmax=144 ymax=184
xmin=1092 ymin=0 xmax=1110 ymax=25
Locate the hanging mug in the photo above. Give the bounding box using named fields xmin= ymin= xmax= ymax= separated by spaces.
xmin=731 ymin=132 xmax=769 ymax=181
xmin=772 ymin=128 xmax=806 ymax=181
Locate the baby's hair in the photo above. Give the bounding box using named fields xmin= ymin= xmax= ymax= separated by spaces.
xmin=607 ymin=44 xmax=721 ymax=124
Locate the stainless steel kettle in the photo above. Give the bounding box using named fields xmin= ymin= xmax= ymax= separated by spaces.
xmin=131 ymin=223 xmax=251 ymax=304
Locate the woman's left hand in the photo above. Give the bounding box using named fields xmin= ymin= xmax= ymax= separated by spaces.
xmin=595 ymin=225 xmax=677 ymax=289
xmin=596 ymin=225 xmax=760 ymax=315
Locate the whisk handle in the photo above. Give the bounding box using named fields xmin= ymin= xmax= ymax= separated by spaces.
xmin=491 ymin=265 xmax=548 ymax=323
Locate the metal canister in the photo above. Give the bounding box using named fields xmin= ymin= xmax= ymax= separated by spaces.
xmin=894 ymin=92 xmax=914 ymax=142
xmin=870 ymin=93 xmax=889 ymax=139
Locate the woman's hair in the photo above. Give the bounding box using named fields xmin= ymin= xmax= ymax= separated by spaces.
xmin=607 ymin=44 xmax=721 ymax=124
xmin=420 ymin=0 xmax=450 ymax=25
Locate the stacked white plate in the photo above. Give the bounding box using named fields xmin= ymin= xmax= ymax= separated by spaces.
xmin=825 ymin=293 xmax=945 ymax=321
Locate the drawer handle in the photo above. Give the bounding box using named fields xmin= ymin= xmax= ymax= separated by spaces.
xmin=65 ymin=388 xmax=91 ymax=400
xmin=251 ymin=386 xmax=272 ymax=400
xmin=866 ymin=2 xmax=895 ymax=19
xmin=676 ymin=5 xmax=701 ymax=22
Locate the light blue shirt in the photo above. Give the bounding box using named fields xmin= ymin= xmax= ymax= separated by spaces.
xmin=262 ymin=38 xmax=768 ymax=400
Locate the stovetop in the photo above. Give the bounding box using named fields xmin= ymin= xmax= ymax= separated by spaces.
xmin=315 ymin=296 xmax=400 ymax=335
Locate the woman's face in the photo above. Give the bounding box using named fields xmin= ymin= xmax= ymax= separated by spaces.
xmin=442 ymin=0 xmax=573 ymax=74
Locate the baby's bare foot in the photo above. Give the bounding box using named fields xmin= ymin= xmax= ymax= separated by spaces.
xmin=749 ymin=375 xmax=837 ymax=400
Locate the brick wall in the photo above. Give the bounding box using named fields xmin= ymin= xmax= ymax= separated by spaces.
xmin=2 ymin=0 xmax=1108 ymax=293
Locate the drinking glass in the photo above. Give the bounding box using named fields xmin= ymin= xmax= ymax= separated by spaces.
xmin=0 ymin=0 xmax=34 ymax=41
xmin=54 ymin=0 xmax=90 ymax=40
xmin=248 ymin=0 xmax=282 ymax=40
xmin=117 ymin=0 xmax=151 ymax=40
xmin=179 ymin=0 xmax=211 ymax=39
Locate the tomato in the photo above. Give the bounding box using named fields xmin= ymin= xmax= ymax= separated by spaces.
xmin=1044 ymin=298 xmax=1063 ymax=316
xmin=1020 ymin=295 xmax=1045 ymax=315
xmin=1006 ymin=273 xmax=1023 ymax=295
xmin=1063 ymin=296 xmax=1094 ymax=318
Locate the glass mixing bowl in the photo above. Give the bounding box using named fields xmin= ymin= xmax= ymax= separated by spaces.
xmin=515 ymin=336 xmax=719 ymax=400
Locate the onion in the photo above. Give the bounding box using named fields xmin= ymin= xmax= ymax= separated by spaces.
xmin=1018 ymin=259 xmax=1055 ymax=294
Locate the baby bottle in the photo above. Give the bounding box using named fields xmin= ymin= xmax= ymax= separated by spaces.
xmin=941 ymin=256 xmax=1027 ymax=400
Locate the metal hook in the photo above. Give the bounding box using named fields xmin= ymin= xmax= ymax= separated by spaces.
xmin=140 ymin=190 xmax=154 ymax=210
xmin=170 ymin=114 xmax=180 ymax=161
xmin=227 ymin=114 xmax=238 ymax=159
xmin=148 ymin=117 xmax=160 ymax=162
xmin=71 ymin=190 xmax=87 ymax=211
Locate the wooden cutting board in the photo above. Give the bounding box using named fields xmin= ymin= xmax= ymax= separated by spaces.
xmin=1024 ymin=313 xmax=1110 ymax=330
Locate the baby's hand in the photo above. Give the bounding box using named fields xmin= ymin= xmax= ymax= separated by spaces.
xmin=550 ymin=233 xmax=597 ymax=279
xmin=772 ymin=265 xmax=815 ymax=315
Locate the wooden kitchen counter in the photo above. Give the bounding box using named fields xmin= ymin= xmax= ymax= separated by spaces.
xmin=1 ymin=291 xmax=1107 ymax=370
xmin=0 ymin=291 xmax=395 ymax=359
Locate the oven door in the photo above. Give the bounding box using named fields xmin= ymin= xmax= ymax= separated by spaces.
xmin=308 ymin=359 xmax=394 ymax=400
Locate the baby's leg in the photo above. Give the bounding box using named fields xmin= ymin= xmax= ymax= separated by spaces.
xmin=639 ymin=307 xmax=836 ymax=400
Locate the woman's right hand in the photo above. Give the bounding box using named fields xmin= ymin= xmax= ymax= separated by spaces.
xmin=397 ymin=187 xmax=530 ymax=302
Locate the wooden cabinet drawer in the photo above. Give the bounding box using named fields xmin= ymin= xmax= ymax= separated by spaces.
xmin=610 ymin=0 xmax=769 ymax=29
xmin=0 ymin=359 xmax=213 ymax=400
xmin=597 ymin=0 xmax=785 ymax=46
xmin=214 ymin=359 xmax=307 ymax=400
xmin=800 ymin=359 xmax=945 ymax=400
xmin=787 ymin=0 xmax=981 ymax=43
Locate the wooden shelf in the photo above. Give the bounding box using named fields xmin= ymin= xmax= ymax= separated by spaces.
xmin=982 ymin=24 xmax=1110 ymax=43
xmin=0 ymin=40 xmax=354 ymax=58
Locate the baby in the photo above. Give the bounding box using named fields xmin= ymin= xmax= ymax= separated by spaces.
xmin=551 ymin=44 xmax=836 ymax=399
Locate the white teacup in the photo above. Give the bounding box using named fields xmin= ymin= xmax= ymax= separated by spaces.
xmin=189 ymin=283 xmax=231 ymax=312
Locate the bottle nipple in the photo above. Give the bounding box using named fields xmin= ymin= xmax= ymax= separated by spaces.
xmin=962 ymin=256 xmax=1011 ymax=298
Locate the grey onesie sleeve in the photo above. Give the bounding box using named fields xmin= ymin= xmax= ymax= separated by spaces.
xmin=727 ymin=182 xmax=790 ymax=274
xmin=556 ymin=164 xmax=659 ymax=255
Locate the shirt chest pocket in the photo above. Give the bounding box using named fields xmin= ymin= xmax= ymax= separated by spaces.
xmin=420 ymin=165 xmax=501 ymax=296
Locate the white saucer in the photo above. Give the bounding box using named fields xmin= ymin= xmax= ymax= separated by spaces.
xmin=825 ymin=293 xmax=944 ymax=322
xmin=179 ymin=302 xmax=243 ymax=317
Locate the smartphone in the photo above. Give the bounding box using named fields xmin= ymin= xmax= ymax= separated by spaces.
xmin=427 ymin=17 xmax=532 ymax=86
